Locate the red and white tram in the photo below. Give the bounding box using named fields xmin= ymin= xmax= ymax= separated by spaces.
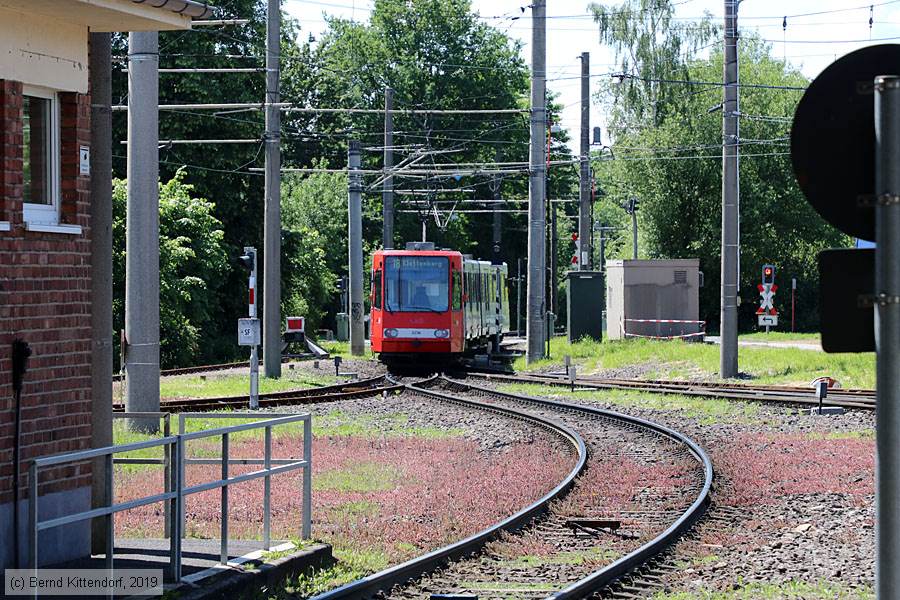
xmin=370 ymin=243 xmax=510 ymax=365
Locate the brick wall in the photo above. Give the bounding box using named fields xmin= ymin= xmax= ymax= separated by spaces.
xmin=0 ymin=79 xmax=92 ymax=504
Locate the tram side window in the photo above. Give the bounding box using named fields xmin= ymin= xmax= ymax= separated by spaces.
xmin=373 ymin=269 xmax=382 ymax=309
xmin=452 ymin=271 xmax=462 ymax=310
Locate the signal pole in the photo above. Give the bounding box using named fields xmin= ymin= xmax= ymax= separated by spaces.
xmin=579 ymin=52 xmax=591 ymax=270
xmin=125 ymin=31 xmax=160 ymax=432
xmin=720 ymin=0 xmax=740 ymax=378
xmin=348 ymin=141 xmax=365 ymax=356
xmin=875 ymin=73 xmax=900 ymax=599
xmin=263 ymin=0 xmax=282 ymax=378
xmin=383 ymin=87 xmax=394 ymax=249
xmin=526 ymin=0 xmax=547 ymax=362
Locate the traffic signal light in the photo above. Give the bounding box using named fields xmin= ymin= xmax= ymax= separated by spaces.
xmin=239 ymin=249 xmax=255 ymax=271
xmin=762 ymin=264 xmax=776 ymax=285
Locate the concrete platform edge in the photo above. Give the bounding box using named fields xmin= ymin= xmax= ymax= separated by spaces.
xmin=172 ymin=543 xmax=333 ymax=600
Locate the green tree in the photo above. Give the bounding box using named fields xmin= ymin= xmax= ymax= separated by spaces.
xmin=281 ymin=167 xmax=347 ymax=330
xmin=309 ymin=0 xmax=534 ymax=258
xmin=595 ymin=38 xmax=851 ymax=331
xmin=113 ymin=171 xmax=228 ymax=368
xmin=111 ymin=1 xmax=317 ymax=363
xmin=589 ymin=0 xmax=718 ymax=127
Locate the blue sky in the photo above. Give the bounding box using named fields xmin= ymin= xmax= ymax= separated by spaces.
xmin=283 ymin=0 xmax=900 ymax=148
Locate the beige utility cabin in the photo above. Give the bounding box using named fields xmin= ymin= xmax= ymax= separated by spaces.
xmin=0 ymin=0 xmax=207 ymax=570
xmin=605 ymin=259 xmax=703 ymax=341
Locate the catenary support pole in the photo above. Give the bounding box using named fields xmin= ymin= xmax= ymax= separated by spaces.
xmin=263 ymin=0 xmax=282 ymax=378
xmin=383 ymin=87 xmax=394 ymax=249
xmin=125 ymin=31 xmax=160 ymax=432
xmin=579 ymin=52 xmax=591 ymax=270
xmin=90 ymin=31 xmax=113 ymax=554
xmin=719 ymin=0 xmax=740 ymax=377
xmin=492 ymin=150 xmax=502 ymax=263
xmin=551 ymin=203 xmax=558 ymax=313
xmin=874 ymin=74 xmax=900 ymax=600
xmin=517 ymin=258 xmax=524 ymax=336
xmin=348 ymin=141 xmax=365 ymax=356
xmin=526 ymin=0 xmax=547 ymax=362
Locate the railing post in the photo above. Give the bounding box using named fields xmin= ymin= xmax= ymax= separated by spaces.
xmin=163 ymin=414 xmax=171 ymax=538
xmin=104 ymin=453 xmax=114 ymax=571
xmin=302 ymin=417 xmax=312 ymax=540
xmin=220 ymin=433 xmax=229 ymax=565
xmin=263 ymin=425 xmax=271 ymax=549
xmin=169 ymin=437 xmax=183 ymax=582
xmin=28 ymin=462 xmax=38 ymax=570
xmin=178 ymin=415 xmax=186 ymax=553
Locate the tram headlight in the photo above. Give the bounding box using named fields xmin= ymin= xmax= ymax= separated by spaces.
xmin=385 ymin=328 xmax=399 ymax=338
xmin=434 ymin=329 xmax=450 ymax=338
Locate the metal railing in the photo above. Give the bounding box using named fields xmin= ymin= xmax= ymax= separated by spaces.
xmin=28 ymin=412 xmax=312 ymax=582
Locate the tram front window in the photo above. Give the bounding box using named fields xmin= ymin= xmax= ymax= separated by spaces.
xmin=384 ymin=256 xmax=449 ymax=312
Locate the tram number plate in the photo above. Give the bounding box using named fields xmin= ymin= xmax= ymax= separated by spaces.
xmin=238 ymin=318 xmax=260 ymax=346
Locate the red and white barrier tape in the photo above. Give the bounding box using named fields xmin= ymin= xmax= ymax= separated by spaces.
xmin=624 ymin=318 xmax=706 ymax=325
xmin=624 ymin=332 xmax=706 ymax=340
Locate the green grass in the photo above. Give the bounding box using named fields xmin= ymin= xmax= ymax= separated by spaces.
xmin=112 ymin=409 xmax=464 ymax=474
xmin=318 ymin=340 xmax=375 ymax=359
xmin=462 ymin=581 xmax=559 ymax=592
xmin=652 ymin=581 xmax=873 ymax=600
xmin=313 ymin=461 xmax=405 ymax=493
xmin=500 ymin=547 xmax=619 ymax=568
xmin=499 ymin=383 xmax=760 ymax=425
xmin=516 ymin=337 xmax=875 ymax=388
xmin=157 ymin=369 xmax=340 ymax=400
xmin=327 ymin=500 xmax=381 ymax=521
xmin=314 ymin=409 xmax=465 ymax=439
xmin=739 ymin=332 xmax=821 ymax=342
xmin=267 ymin=546 xmax=389 ymax=598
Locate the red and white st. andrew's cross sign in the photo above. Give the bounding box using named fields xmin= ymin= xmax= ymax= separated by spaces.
xmin=756 ymin=283 xmax=778 ymax=315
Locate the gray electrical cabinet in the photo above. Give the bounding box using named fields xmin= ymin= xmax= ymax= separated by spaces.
xmin=605 ymin=259 xmax=702 ymax=340
xmin=567 ymin=271 xmax=605 ymax=342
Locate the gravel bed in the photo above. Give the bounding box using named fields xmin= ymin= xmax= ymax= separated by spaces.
xmin=473 ymin=376 xmax=876 ymax=595
xmin=384 ymin=381 xmax=704 ymax=600
xmin=256 ymin=388 xmax=566 ymax=453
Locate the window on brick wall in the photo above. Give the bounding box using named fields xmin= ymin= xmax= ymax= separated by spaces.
xmin=23 ymin=86 xmax=60 ymax=225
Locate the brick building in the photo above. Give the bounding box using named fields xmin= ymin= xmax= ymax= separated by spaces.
xmin=0 ymin=0 xmax=207 ymax=568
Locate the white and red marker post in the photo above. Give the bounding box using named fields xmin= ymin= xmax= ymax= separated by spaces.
xmin=239 ymin=246 xmax=260 ymax=409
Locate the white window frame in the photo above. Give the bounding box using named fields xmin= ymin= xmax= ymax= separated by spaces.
xmin=22 ymin=85 xmax=61 ymax=227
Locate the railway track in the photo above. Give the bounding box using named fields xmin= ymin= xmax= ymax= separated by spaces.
xmin=468 ymin=371 xmax=876 ymax=411
xmin=112 ymin=375 xmax=394 ymax=412
xmin=312 ymin=376 xmax=713 ymax=600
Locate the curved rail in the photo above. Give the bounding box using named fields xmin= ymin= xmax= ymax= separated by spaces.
xmin=470 ymin=371 xmax=876 ymax=411
xmin=113 ymin=375 xmax=394 ymax=412
xmin=309 ymin=376 xmax=589 ymax=600
xmin=435 ymin=377 xmax=713 ymax=599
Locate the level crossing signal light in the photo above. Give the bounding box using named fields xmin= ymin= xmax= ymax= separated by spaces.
xmin=239 ymin=249 xmax=255 ymax=271
xmin=762 ymin=264 xmax=776 ymax=286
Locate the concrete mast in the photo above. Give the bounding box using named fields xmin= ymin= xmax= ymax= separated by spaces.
xmin=526 ymin=0 xmax=547 ymax=362
xmin=89 ymin=30 xmax=113 ymax=552
xmin=719 ymin=0 xmax=740 ymax=377
xmin=263 ymin=0 xmax=282 ymax=378
xmin=348 ymin=141 xmax=365 ymax=356
xmin=125 ymin=31 xmax=160 ymax=432
xmin=383 ymin=87 xmax=394 ymax=249
xmin=579 ymin=52 xmax=591 ymax=270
